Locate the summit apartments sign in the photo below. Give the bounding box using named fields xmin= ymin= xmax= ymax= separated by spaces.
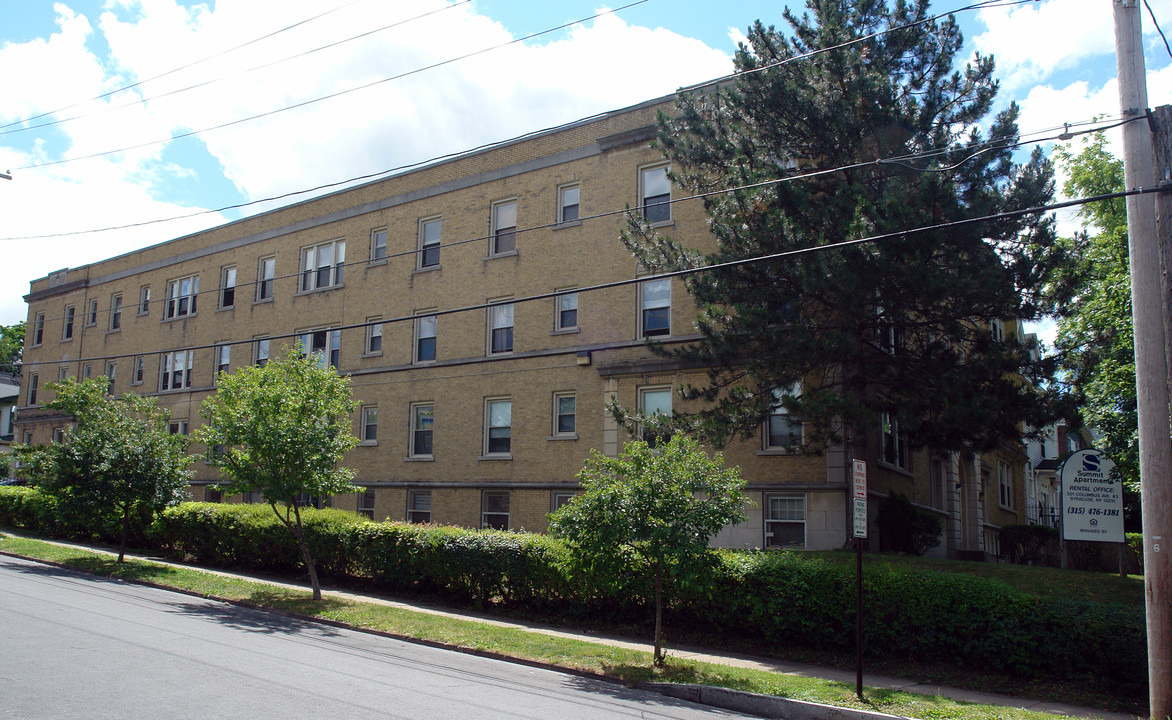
xmin=1059 ymin=449 xmax=1124 ymax=543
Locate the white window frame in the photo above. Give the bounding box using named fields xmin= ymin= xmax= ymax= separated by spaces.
xmin=109 ymin=294 xmax=123 ymax=331
xmin=105 ymin=361 xmax=117 ymax=384
xmin=358 ymin=488 xmax=376 ymax=519
xmin=168 ymin=420 xmax=189 ymax=436
xmin=32 ymin=312 xmax=44 ymax=346
xmin=300 ymin=239 xmax=346 ymax=292
xmin=558 ymin=184 xmax=580 ymax=224
xmin=299 ymin=328 xmax=341 ymax=369
xmin=365 ymin=318 xmax=383 ymax=356
xmin=551 ymin=492 xmax=577 ymax=512
xmin=254 ymin=337 xmax=270 ymax=367
xmin=764 ymin=384 xmax=803 ymax=451
xmin=215 ymin=344 xmax=231 ymax=376
xmin=990 ymin=318 xmax=1005 ymax=342
xmin=880 ymin=412 xmax=909 ymax=471
xmin=371 ymin=227 xmax=388 ymax=262
xmin=419 ymin=217 xmax=441 ymax=269
xmin=410 ymin=403 xmax=434 ymax=459
xmin=552 ymin=392 xmax=576 ymax=438
xmin=160 ymin=350 xmax=194 ymax=391
xmin=132 ymin=356 xmax=145 ymax=386
xmin=407 ymin=490 xmax=432 ymax=524
xmin=414 ymin=313 xmax=437 ymax=363
xmin=256 ymin=256 xmax=275 ymax=302
xmin=481 ymin=490 xmax=510 ymax=530
xmin=998 ymin=460 xmax=1015 ymax=510
xmin=165 ymin=275 xmax=199 ymax=320
xmin=488 ymin=301 xmax=514 ymax=355
xmin=555 ymin=289 xmax=578 ymax=332
xmin=639 ymin=386 xmax=672 ymax=445
xmin=764 ymin=493 xmax=807 ymax=548
xmin=138 ymin=286 xmax=151 ymax=315
xmin=27 ymin=374 xmax=39 ymax=405
xmin=86 ymin=299 xmax=98 ymax=327
xmin=640 ymin=164 xmax=671 ymax=225
xmin=490 ymin=200 xmax=517 ymax=256
xmin=62 ymin=305 xmax=75 ymax=340
xmin=57 ymin=367 xmax=69 ymax=381
xmin=484 ymin=398 xmax=512 ymax=457
xmin=640 ymin=279 xmax=670 ymax=338
xmin=361 ymin=406 xmax=378 ymax=445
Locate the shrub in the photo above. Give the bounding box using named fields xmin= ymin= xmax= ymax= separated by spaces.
xmin=1000 ymin=524 xmax=1058 ymax=566
xmin=875 ymin=493 xmax=942 ymax=555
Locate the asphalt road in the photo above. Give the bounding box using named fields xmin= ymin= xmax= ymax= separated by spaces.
xmin=0 ymin=555 xmax=756 ymax=720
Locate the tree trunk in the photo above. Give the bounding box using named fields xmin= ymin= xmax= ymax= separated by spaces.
xmin=290 ymin=503 xmax=321 ymax=601
xmin=653 ymin=569 xmax=664 ymax=666
xmin=118 ymin=501 xmax=129 ymax=563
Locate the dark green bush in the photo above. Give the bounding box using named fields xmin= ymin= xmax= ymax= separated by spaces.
xmin=875 ymin=493 xmax=942 ymax=555
xmin=1000 ymin=524 xmax=1058 ymax=565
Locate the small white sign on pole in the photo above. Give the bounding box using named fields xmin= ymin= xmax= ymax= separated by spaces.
xmin=852 ymin=460 xmax=867 ymax=538
xmin=1059 ymin=449 xmax=1124 ymax=543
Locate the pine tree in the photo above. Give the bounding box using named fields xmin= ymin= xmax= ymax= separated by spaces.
xmin=622 ymin=0 xmax=1070 ymax=455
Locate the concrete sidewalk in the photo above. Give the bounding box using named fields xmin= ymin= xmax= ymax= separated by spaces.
xmin=1 ymin=534 xmax=1139 ymax=720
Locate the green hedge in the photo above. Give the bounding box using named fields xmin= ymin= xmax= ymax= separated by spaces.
xmin=1 ymin=487 xmax=1146 ymax=685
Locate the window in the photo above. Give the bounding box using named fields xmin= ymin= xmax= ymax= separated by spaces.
xmin=415 ymin=313 xmax=437 ymax=363
xmin=407 ymin=490 xmax=432 ymax=523
xmin=205 ymin=487 xmax=223 ymax=503
xmin=491 ymin=201 xmax=517 ymax=255
xmin=765 ymin=384 xmax=803 ymax=450
xmin=488 ymin=302 xmax=513 ymax=354
xmin=255 ymin=338 xmax=270 ymax=367
xmin=485 ymin=399 xmax=511 ymax=456
xmin=161 ymin=350 xmax=194 ymax=391
xmin=640 ymin=165 xmax=671 ymax=224
xmin=53 ymin=428 xmax=65 ymax=444
xmin=58 ymin=367 xmax=69 ymax=381
xmin=257 ymin=257 xmax=275 ymax=301
xmin=83 ymin=364 xmax=92 ymax=379
xmin=556 ymin=290 xmax=577 ymax=331
xmin=365 ymin=319 xmax=383 ymax=355
xmin=764 ymin=494 xmax=806 ymax=548
xmin=411 ymin=403 xmax=434 ymax=457
xmin=371 ymin=228 xmax=387 ymax=262
xmin=32 ymin=312 xmax=44 ymax=346
xmin=139 ymin=286 xmax=151 ymax=315
xmin=998 ymin=460 xmax=1015 ymax=509
xmin=880 ymin=412 xmax=909 ymax=470
xmin=168 ymin=420 xmax=189 ymax=436
xmin=558 ymin=184 xmax=580 ymax=223
xmin=165 ymin=275 xmax=199 ymax=319
xmin=552 ymin=492 xmax=576 ymax=511
xmin=875 ymin=294 xmax=901 ymax=354
xmin=27 ymin=374 xmax=38 ymax=405
xmin=86 ymin=299 xmax=98 ymax=327
xmin=243 ymin=490 xmax=264 ymax=504
xmin=639 ymin=386 xmax=672 ymax=445
xmin=553 ymin=392 xmax=576 ymax=436
xmin=358 ymin=489 xmax=376 ymax=519
xmin=300 ymin=329 xmax=341 ymax=369
xmin=62 ymin=305 xmax=75 ymax=340
xmin=930 ymin=459 xmax=946 ymax=511
xmin=419 ymin=217 xmax=441 ymax=268
xmin=640 ymin=279 xmax=670 ymax=337
xmin=482 ymin=491 xmax=510 ymax=530
xmin=220 ymin=267 xmax=236 ymax=308
xmin=109 ymin=294 xmax=122 ymax=331
xmin=361 ymin=406 xmax=378 ymax=444
xmin=105 ymin=361 xmax=116 ymax=384
xmin=990 ymin=318 xmax=1005 ymax=342
xmin=301 ymin=239 xmax=345 ymax=292
xmin=132 ymin=356 xmax=144 ymax=385
xmin=215 ymin=345 xmax=231 ymax=375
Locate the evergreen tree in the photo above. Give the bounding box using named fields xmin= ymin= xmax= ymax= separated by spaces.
xmin=622 ymin=0 xmax=1069 ymax=456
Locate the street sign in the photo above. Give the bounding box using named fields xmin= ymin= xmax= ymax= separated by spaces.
xmin=852 ymin=460 xmax=867 ymax=538
xmin=853 ymin=459 xmax=867 ymax=499
xmin=853 ymin=497 xmax=868 ymax=539
xmin=1059 ymin=449 xmax=1124 ymax=543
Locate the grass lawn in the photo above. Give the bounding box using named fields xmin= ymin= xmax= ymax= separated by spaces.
xmin=0 ymin=533 xmax=1136 ymax=720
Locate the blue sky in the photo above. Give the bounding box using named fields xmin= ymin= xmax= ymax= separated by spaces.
xmin=1 ymin=0 xmax=1170 ymax=336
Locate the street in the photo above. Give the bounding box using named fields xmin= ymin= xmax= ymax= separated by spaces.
xmin=0 ymin=555 xmax=755 ymax=719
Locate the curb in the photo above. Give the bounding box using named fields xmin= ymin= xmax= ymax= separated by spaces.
xmin=639 ymin=682 xmax=912 ymax=720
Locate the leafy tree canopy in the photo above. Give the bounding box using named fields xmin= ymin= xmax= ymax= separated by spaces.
xmin=197 ymin=347 xmax=359 ymax=600
xmin=622 ymin=0 xmax=1070 ymax=455
xmin=0 ymin=320 xmax=24 ymax=374
xmin=548 ymin=435 xmax=746 ymax=665
xmin=16 ymin=377 xmax=193 ymax=560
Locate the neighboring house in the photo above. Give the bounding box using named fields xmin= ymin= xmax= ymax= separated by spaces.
xmin=0 ymin=371 xmax=18 ymax=478
xmin=13 ymin=92 xmax=1035 ymax=559
xmin=1024 ymin=419 xmax=1094 ymax=530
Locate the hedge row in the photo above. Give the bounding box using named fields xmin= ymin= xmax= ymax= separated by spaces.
xmin=0 ymin=486 xmax=1146 ymax=683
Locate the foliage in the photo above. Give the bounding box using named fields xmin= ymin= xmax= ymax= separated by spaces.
xmin=196 ymin=347 xmax=359 ymax=599
xmin=620 ymin=0 xmax=1069 ymax=454
xmin=0 ymin=320 xmax=23 ymax=374
xmin=874 ymin=492 xmax=942 ymax=555
xmin=547 ymin=435 xmax=747 ymax=664
xmin=1042 ymin=136 xmax=1138 ymax=520
xmin=14 ymin=378 xmax=193 ymax=559
xmin=999 ymin=524 xmax=1058 ymax=566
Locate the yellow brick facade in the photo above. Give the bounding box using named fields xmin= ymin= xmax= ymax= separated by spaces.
xmin=15 ymin=94 xmax=1027 ymax=557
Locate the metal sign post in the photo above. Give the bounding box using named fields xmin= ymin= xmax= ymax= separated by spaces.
xmin=852 ymin=459 xmax=867 ymax=700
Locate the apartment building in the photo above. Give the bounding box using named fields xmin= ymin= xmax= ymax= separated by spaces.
xmin=15 ymin=94 xmax=1029 ymax=557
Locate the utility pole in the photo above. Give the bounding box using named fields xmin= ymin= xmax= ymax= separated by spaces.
xmin=1114 ymin=2 xmax=1172 ymax=717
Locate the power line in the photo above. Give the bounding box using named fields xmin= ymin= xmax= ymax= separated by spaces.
xmin=10 ymin=185 xmax=1161 ymax=374
xmin=11 ymin=1 xmax=652 ymax=173
xmin=15 ymin=114 xmax=1136 ymax=331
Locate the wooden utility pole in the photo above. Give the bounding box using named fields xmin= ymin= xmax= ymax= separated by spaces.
xmin=1114 ymin=2 xmax=1172 ymax=717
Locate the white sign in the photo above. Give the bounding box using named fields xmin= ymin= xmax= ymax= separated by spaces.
xmin=1060 ymin=449 xmax=1124 ymax=543
xmin=852 ymin=459 xmax=867 ymax=499
xmin=853 ymin=497 xmax=868 ymax=538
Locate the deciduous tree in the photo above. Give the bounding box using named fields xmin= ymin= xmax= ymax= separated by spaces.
xmin=197 ymin=347 xmax=359 ymax=600
xmin=548 ymin=435 xmax=746 ymax=666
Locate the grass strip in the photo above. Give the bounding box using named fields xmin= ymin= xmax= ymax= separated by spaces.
xmin=0 ymin=534 xmax=1091 ymax=720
